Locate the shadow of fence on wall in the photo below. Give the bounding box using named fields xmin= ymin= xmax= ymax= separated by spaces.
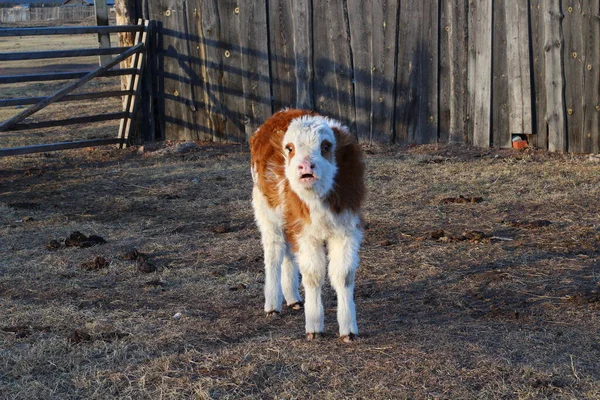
xmin=147 ymin=24 xmax=442 ymax=145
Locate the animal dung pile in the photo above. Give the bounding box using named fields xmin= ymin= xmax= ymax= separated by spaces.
xmin=120 ymin=249 xmax=157 ymax=273
xmin=440 ymin=195 xmax=484 ymax=204
xmin=81 ymin=256 xmax=109 ymax=271
xmin=45 ymin=231 xmax=106 ymax=251
xmin=427 ymin=229 xmax=492 ymax=243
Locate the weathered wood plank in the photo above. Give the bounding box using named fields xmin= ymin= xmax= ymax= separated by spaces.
xmin=238 ymin=0 xmax=272 ymax=139
xmin=0 ymin=91 xmax=130 ymax=107
xmin=530 ymin=0 xmax=548 ymax=149
xmin=217 ymin=1 xmax=249 ymax=142
xmin=347 ymin=0 xmax=398 ymax=143
xmin=582 ymin=0 xmax=600 ymax=153
xmin=395 ymin=0 xmax=439 ymax=144
xmin=268 ymin=1 xmax=296 ymax=111
xmin=562 ymin=0 xmax=585 ymax=152
xmin=0 ymin=138 xmax=123 ymax=158
xmin=152 ymin=0 xmax=200 ymax=141
xmin=291 ymin=2 xmax=313 ymax=110
xmin=491 ymin=0 xmax=509 ymax=148
xmin=439 ymin=0 xmax=468 ymax=144
xmin=0 ymin=47 xmax=133 ymax=61
xmin=266 ymin=0 xmax=313 ymax=112
xmin=542 ymin=0 xmax=567 ymax=152
xmin=0 ymin=69 xmax=137 ymax=84
xmin=504 ymin=0 xmax=533 ymax=144
xmin=187 ymin=0 xmax=226 ymax=141
xmin=467 ymin=0 xmax=493 ymax=148
xmin=0 ymin=25 xmax=143 ymax=37
xmin=312 ymin=0 xmax=356 ymax=134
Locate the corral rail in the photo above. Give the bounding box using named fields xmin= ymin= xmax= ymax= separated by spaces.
xmin=0 ymin=20 xmax=148 ymax=157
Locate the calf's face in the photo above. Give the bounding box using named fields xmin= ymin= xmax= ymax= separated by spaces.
xmin=283 ymin=117 xmax=338 ymax=199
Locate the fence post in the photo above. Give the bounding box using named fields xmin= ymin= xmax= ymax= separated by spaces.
xmin=95 ymin=0 xmax=111 ymax=66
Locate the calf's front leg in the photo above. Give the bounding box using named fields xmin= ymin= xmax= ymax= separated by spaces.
xmin=297 ymin=237 xmax=326 ymax=339
xmin=327 ymin=228 xmax=362 ymax=341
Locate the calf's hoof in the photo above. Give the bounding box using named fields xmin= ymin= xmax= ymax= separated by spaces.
xmin=305 ymin=332 xmax=322 ymax=341
xmin=340 ymin=333 xmax=357 ymax=343
xmin=265 ymin=310 xmax=280 ymax=318
xmin=287 ymin=301 xmax=304 ymax=311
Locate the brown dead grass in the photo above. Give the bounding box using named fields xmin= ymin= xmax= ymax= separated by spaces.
xmin=1 ymin=143 xmax=600 ymax=399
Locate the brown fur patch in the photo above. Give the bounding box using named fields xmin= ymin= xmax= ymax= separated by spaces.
xmin=327 ymin=127 xmax=366 ymax=214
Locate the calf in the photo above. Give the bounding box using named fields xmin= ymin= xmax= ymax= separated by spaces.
xmin=249 ymin=109 xmax=365 ymax=342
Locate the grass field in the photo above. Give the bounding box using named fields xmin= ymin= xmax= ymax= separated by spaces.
xmin=1 ymin=142 xmax=600 ymax=399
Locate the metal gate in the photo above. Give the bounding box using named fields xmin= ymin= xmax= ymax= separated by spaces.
xmin=0 ymin=20 xmax=148 ymax=157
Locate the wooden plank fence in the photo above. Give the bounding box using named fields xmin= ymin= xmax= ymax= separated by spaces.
xmin=141 ymin=0 xmax=599 ymax=152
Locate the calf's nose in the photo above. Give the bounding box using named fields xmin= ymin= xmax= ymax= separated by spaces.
xmin=298 ymin=160 xmax=315 ymax=173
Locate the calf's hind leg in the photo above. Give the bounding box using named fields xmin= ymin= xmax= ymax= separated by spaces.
xmin=281 ymin=251 xmax=303 ymax=310
xmin=252 ymin=187 xmax=285 ymax=315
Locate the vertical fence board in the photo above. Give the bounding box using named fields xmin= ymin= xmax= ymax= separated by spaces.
xmin=468 ymin=0 xmax=493 ymax=147
xmin=238 ymin=1 xmax=272 ymax=139
xmin=153 ymin=0 xmax=199 ymax=141
xmin=505 ymin=0 xmax=533 ymax=143
xmin=217 ymin=1 xmax=247 ymax=142
xmin=562 ymin=0 xmax=585 ymax=152
xmin=530 ymin=0 xmax=548 ymax=149
xmin=347 ymin=0 xmax=398 ymax=143
xmin=291 ymin=2 xmax=314 ymax=110
xmin=395 ymin=0 xmax=439 ymax=144
xmin=312 ymin=0 xmax=356 ymax=133
xmin=542 ymin=0 xmax=567 ymax=152
xmin=268 ymin=0 xmax=314 ymax=112
xmin=492 ymin=0 xmax=509 ymax=148
xmin=185 ymin=0 xmax=224 ymax=141
xmin=582 ymin=0 xmax=600 ymax=153
xmin=268 ymin=1 xmax=297 ymax=110
xmin=440 ymin=0 xmax=468 ymax=144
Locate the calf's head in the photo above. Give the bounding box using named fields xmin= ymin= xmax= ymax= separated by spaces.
xmin=283 ymin=116 xmax=338 ymax=199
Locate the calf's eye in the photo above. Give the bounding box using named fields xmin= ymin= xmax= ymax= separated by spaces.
xmin=285 ymin=145 xmax=293 ymax=154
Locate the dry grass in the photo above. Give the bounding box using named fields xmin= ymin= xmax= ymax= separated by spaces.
xmin=1 ymin=142 xmax=600 ymax=399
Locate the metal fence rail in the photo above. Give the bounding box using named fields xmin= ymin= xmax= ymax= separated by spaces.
xmin=0 ymin=20 xmax=148 ymax=158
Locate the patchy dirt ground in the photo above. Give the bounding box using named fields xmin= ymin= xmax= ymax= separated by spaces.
xmin=1 ymin=143 xmax=600 ymax=399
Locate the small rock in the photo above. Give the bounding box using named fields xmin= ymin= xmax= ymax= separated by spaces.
xmin=173 ymin=312 xmax=182 ymax=320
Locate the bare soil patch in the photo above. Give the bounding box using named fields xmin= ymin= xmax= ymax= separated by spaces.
xmin=1 ymin=143 xmax=600 ymax=399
